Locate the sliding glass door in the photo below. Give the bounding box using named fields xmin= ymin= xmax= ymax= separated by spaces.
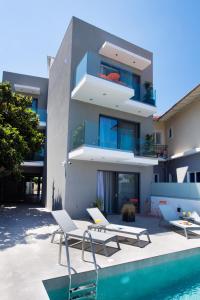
xmin=99 ymin=116 xmax=118 ymax=149
xmin=99 ymin=116 xmax=139 ymax=152
xmin=117 ymin=173 xmax=139 ymax=212
xmin=97 ymin=171 xmax=140 ymax=214
xmin=97 ymin=171 xmax=116 ymax=214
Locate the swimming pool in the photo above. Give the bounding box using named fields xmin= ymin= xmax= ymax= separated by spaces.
xmin=44 ymin=248 xmax=200 ymax=299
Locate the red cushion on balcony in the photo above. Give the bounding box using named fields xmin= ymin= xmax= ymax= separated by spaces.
xmin=107 ymin=72 xmax=120 ymax=81
xmin=99 ymin=73 xmax=108 ymax=79
xmin=129 ymin=198 xmax=139 ymax=204
xmin=159 ymin=200 xmax=167 ymax=205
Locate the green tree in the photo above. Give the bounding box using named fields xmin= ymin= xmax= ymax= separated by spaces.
xmin=0 ymin=82 xmax=44 ymax=177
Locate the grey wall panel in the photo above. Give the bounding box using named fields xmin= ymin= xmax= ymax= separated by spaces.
xmin=167 ymin=153 xmax=200 ymax=182
xmin=151 ymin=182 xmax=200 ymax=199
xmin=66 ymin=160 xmax=153 ymax=218
xmin=47 ymin=17 xmax=154 ymax=215
xmin=2 ymin=71 xmax=48 ymax=109
xmin=46 ymin=20 xmax=73 ymax=210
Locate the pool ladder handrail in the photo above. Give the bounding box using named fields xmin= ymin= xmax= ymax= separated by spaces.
xmin=65 ymin=229 xmax=98 ymax=300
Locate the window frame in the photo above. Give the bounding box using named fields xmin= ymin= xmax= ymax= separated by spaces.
xmin=187 ymin=171 xmax=200 ymax=183
xmin=168 ymin=127 xmax=173 ymax=139
xmin=154 ymin=173 xmax=159 ymax=183
xmin=99 ymin=114 xmax=140 ymax=152
xmin=168 ymin=173 xmax=173 ymax=182
xmin=154 ymin=131 xmax=162 ymax=145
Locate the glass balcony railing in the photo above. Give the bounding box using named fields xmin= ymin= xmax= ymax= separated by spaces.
xmin=25 ymin=146 xmax=45 ymax=161
xmin=71 ymin=120 xmax=157 ymax=157
xmin=154 ymin=144 xmax=168 ymax=159
xmin=31 ymin=108 xmax=47 ymax=123
xmin=74 ymin=52 xmax=156 ymax=106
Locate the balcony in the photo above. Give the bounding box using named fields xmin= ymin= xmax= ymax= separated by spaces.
xmin=71 ymin=52 xmax=157 ymax=117
xmin=32 ymin=108 xmax=47 ymax=127
xmin=22 ymin=147 xmax=45 ymax=167
xmin=155 ymin=145 xmax=168 ymax=160
xmin=68 ymin=121 xmax=158 ymax=166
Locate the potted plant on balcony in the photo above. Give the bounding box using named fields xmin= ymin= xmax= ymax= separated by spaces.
xmin=144 ymin=134 xmax=155 ymax=156
xmin=121 ymin=202 xmax=136 ymax=222
xmin=143 ymin=81 xmax=154 ymax=105
xmin=72 ymin=123 xmax=84 ymax=149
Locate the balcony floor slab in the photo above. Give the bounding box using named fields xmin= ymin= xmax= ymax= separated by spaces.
xmin=71 ymin=74 xmax=156 ymax=117
xmin=68 ymin=146 xmax=158 ymax=166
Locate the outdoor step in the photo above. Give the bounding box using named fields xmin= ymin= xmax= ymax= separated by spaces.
xmin=70 ymin=283 xmax=96 ymax=299
xmin=70 ymin=296 xmax=96 ymax=300
xmin=69 ymin=289 xmax=96 ymax=300
xmin=70 ymin=280 xmax=96 ymax=290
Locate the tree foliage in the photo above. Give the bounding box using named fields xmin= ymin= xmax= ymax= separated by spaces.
xmin=0 ymin=82 xmax=44 ymax=177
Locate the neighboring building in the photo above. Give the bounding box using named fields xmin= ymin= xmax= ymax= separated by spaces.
xmin=2 ymin=71 xmax=48 ymax=204
xmin=154 ymin=84 xmax=200 ymax=184
xmin=2 ymin=17 xmax=158 ymax=216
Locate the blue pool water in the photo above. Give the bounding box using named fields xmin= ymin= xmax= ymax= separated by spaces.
xmin=45 ymin=250 xmax=200 ymax=299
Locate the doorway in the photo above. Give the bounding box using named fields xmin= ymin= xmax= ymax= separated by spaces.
xmin=23 ymin=175 xmax=43 ymax=203
xmin=97 ymin=171 xmax=140 ymax=214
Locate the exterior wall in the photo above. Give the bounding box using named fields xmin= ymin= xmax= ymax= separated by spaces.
xmin=153 ymin=119 xmax=166 ymax=145
xmin=68 ymin=101 xmax=153 ymax=151
xmin=153 ymin=161 xmax=166 ymax=182
xmin=67 ymin=18 xmax=154 ymax=217
xmin=2 ymin=71 xmax=48 ymax=110
xmin=151 ymin=183 xmax=200 ymax=216
xmin=67 ymin=161 xmax=153 ymax=218
xmin=154 ymin=153 xmax=200 ymax=184
xmin=46 ymin=17 xmax=155 ymax=215
xmin=151 ymin=196 xmax=200 ymax=216
xmin=166 ymin=152 xmax=200 ymax=182
xmin=2 ymin=18 xmax=155 ymax=212
xmin=154 ymin=98 xmax=200 ymax=183
xmin=151 ymin=182 xmax=200 ymax=199
xmin=164 ymin=100 xmax=200 ymax=157
xmin=153 ymin=96 xmax=200 ymax=183
xmin=46 ymin=19 xmax=73 ymax=210
xmin=70 ymin=18 xmax=153 ymax=95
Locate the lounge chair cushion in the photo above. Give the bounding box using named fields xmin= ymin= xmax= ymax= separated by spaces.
xmin=68 ymin=229 xmax=116 ymax=243
xmin=107 ymin=224 xmax=147 ymax=235
xmin=107 ymin=72 xmax=120 ymax=81
xmin=94 ymin=219 xmax=103 ymax=224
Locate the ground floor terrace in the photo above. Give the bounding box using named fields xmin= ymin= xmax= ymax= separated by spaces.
xmin=1 ymin=205 xmax=200 ymax=300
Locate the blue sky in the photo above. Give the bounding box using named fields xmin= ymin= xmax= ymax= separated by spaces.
xmin=0 ymin=0 xmax=200 ymax=114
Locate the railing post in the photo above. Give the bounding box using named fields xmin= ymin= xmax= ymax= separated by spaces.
xmin=82 ymin=230 xmax=98 ymax=274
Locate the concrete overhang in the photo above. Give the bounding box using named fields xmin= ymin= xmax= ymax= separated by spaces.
xmin=71 ymin=74 xmax=156 ymax=117
xmin=68 ymin=146 xmax=158 ymax=166
xmin=99 ymin=41 xmax=151 ymax=70
xmin=14 ymin=84 xmax=40 ymax=95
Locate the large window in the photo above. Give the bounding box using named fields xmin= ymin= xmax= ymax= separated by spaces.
xmin=187 ymin=171 xmax=200 ymax=183
xmin=100 ymin=62 xmax=141 ymax=93
xmin=99 ymin=117 xmax=118 ymax=149
xmin=28 ymin=97 xmax=38 ymax=113
xmin=100 ymin=63 xmax=119 ymax=77
xmin=154 ymin=132 xmax=162 ymax=145
xmin=132 ymin=74 xmax=141 ymax=100
xmin=99 ymin=116 xmax=139 ymax=152
xmin=168 ymin=127 xmax=173 ymax=139
xmin=154 ymin=173 xmax=159 ymax=183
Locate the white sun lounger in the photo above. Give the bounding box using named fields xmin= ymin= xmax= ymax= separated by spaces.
xmin=87 ymin=207 xmax=151 ymax=247
xmin=190 ymin=211 xmax=200 ymax=224
xmin=51 ymin=210 xmax=120 ymax=262
xmin=159 ymin=205 xmax=200 ymax=239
